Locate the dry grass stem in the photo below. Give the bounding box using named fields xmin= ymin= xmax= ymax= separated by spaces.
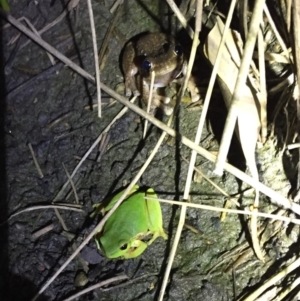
xmin=32 ymin=223 xmax=55 ymax=240
xmin=61 ymin=274 xmax=128 ymax=301
xmin=87 ymin=0 xmax=101 ymax=117
xmin=286 ymin=0 xmax=292 ymax=32
xmin=62 ymin=163 xmax=79 ymax=204
xmin=48 ymin=112 xmax=71 ymax=129
xmin=276 ymin=276 xmax=300 ymax=300
xmin=270 ymin=86 xmax=291 ymax=138
xmin=54 ymin=208 xmax=68 ymax=231
xmin=184 ymin=223 xmax=202 ymax=234
xmin=253 ymin=51 xmax=290 ymax=63
xmin=208 ymin=241 xmax=249 ymax=274
xmin=293 ymin=1 xmax=300 ymax=107
xmin=292 ymin=0 xmax=300 ymax=204
xmin=110 ymin=0 xmax=123 ymax=13
xmin=54 ymin=202 xmax=82 ymax=208
xmin=255 ymin=287 xmax=277 ymax=301
xmin=241 ymin=256 xmax=300 ymax=301
xmin=28 ymin=143 xmax=44 ymax=178
xmin=165 ymin=0 xmax=195 ymax=39
xmin=98 ymin=5 xmax=121 ymax=66
xmin=181 ymin=155 xmax=240 ymax=207
xmin=143 ymin=70 xmax=155 ymax=138
xmin=264 ymin=4 xmax=290 ymax=58
xmin=0 ymin=12 xmax=94 ymax=82
xmin=97 ymin=132 xmax=110 ymax=162
xmin=258 ymin=25 xmax=267 ymax=142
xmin=145 ymin=197 xmax=300 ymax=226
xmin=280 ymin=102 xmax=292 ymax=156
xmin=1 ymin=205 xmax=83 ymax=226
xmin=22 ymin=18 xmax=55 ymax=64
xmin=269 ymin=74 xmax=294 ymax=95
xmin=102 ymin=273 xmax=158 ymax=291
xmin=287 ymin=142 xmax=300 ymax=150
xmin=224 ymin=248 xmax=254 ymax=274
xmin=65 ymin=178 xmax=83 ymax=200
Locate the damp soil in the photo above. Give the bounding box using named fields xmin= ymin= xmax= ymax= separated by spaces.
xmin=0 ymin=1 xmax=297 ymax=301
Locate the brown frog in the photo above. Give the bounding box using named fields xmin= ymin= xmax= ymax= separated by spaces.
xmin=122 ymin=32 xmax=187 ymax=115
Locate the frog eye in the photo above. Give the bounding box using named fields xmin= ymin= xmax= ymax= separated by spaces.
xmin=142 ymin=59 xmax=152 ymax=72
xmin=174 ymin=44 xmax=183 ymax=56
xmin=120 ymin=243 xmax=127 ymax=250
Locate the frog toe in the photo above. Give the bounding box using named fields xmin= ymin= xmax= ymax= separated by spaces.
xmin=163 ymin=106 xmax=173 ymax=116
xmin=125 ymin=90 xmax=131 ymax=97
xmin=162 ymin=96 xmax=171 ymax=104
xmin=133 ymin=90 xmax=141 ymax=97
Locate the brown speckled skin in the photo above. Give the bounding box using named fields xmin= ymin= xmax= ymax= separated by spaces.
xmin=122 ymin=33 xmax=186 ymax=115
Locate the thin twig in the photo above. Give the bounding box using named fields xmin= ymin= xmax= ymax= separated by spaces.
xmin=264 ymin=3 xmax=290 ymax=58
xmin=165 ymin=0 xmax=195 ymax=39
xmin=97 ymin=132 xmax=110 ymax=162
xmin=54 ymin=202 xmax=82 ymax=208
xmin=32 ymin=223 xmax=55 ymax=240
xmin=286 ymin=0 xmax=292 ymax=33
xmin=287 ymin=142 xmax=300 ymax=150
xmin=87 ymin=0 xmax=101 ymax=117
xmin=276 ymin=276 xmax=300 ymax=301
xmin=181 ymin=156 xmax=240 ymax=207
xmin=28 ymin=143 xmax=44 ymax=178
xmin=242 ymin=256 xmax=300 ymax=301
xmin=0 ymin=205 xmax=83 ymax=226
xmin=145 ymin=197 xmax=300 ymax=226
xmin=258 ymin=24 xmax=267 ymax=143
xmin=22 ymin=18 xmax=55 ymax=65
xmin=99 ymin=3 xmax=121 ymax=63
xmin=62 ymin=163 xmax=79 ymax=204
xmin=54 ymin=208 xmax=68 ymax=231
xmin=110 ymin=0 xmax=123 ymax=13
xmin=292 ymin=0 xmax=300 ymax=198
xmin=143 ymin=70 xmax=155 ymax=138
xmin=102 ymin=273 xmax=158 ymax=291
xmin=61 ymin=274 xmax=128 ymax=301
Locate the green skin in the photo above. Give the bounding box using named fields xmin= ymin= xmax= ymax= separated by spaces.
xmin=94 ymin=185 xmax=167 ymax=259
xmin=0 ymin=0 xmax=9 ymax=11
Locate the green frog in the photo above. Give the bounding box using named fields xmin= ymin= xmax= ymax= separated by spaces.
xmin=122 ymin=32 xmax=187 ymax=115
xmin=93 ymin=185 xmax=167 ymax=259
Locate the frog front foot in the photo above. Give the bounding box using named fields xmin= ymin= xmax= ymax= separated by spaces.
xmin=124 ymin=79 xmax=141 ymax=98
xmin=152 ymin=97 xmax=173 ymax=115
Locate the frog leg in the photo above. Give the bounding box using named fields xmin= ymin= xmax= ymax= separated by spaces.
xmin=142 ymin=81 xmax=173 ymax=115
xmin=122 ymin=42 xmax=140 ymax=97
xmin=123 ymin=239 xmax=148 ymax=259
xmin=156 ymin=94 xmax=171 ymax=104
xmin=145 ymin=188 xmax=168 ymax=245
xmin=175 ymin=60 xmax=201 ymax=102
